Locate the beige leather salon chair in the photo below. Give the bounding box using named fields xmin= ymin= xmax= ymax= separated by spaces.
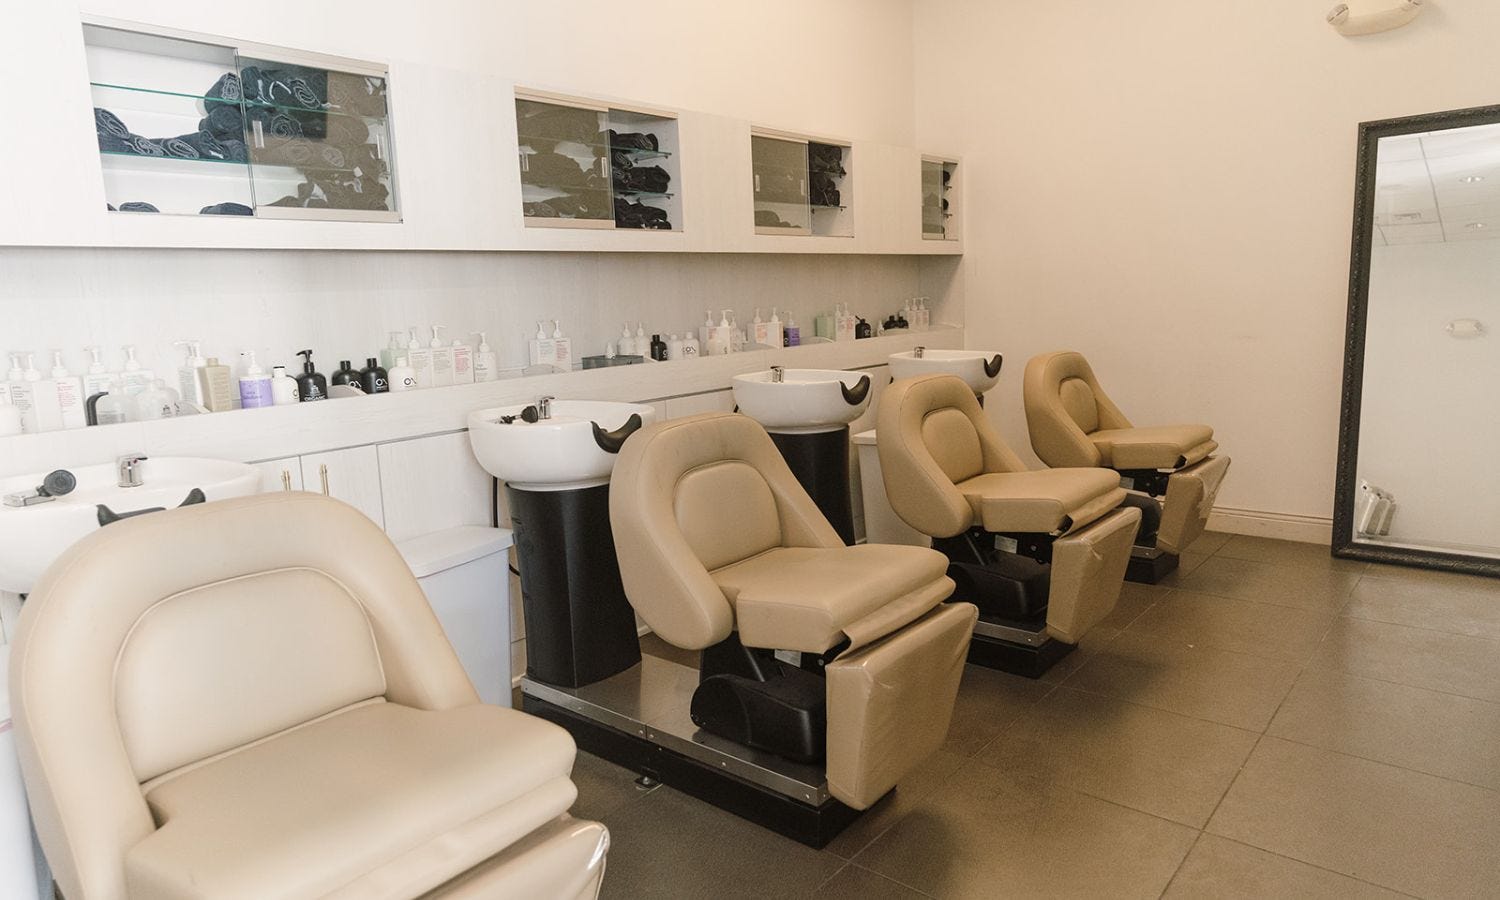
xmin=878 ymin=373 xmax=1140 ymax=647
xmin=610 ymin=411 xmax=976 ymax=810
xmin=8 ymin=492 xmax=608 ymax=900
xmin=1023 ymin=350 xmax=1230 ymax=556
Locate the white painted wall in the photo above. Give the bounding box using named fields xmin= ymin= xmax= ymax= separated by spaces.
xmin=1361 ymin=240 xmax=1500 ymax=550
xmin=913 ymin=0 xmax=1500 ymax=523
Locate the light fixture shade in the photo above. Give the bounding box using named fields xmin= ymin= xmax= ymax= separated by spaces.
xmin=1327 ymin=0 xmax=1425 ymax=36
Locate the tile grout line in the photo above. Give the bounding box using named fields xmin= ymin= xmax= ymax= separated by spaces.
xmin=1156 ymin=829 xmax=1207 ymax=900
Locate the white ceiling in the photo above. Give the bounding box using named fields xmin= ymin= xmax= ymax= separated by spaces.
xmin=1373 ymin=122 xmax=1500 ymax=246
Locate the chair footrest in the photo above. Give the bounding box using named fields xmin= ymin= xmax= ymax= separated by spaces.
xmin=691 ymin=666 xmax=827 ymax=764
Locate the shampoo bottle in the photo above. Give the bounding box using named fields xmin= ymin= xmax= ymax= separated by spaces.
xmin=429 ymin=325 xmax=454 ymax=387
xmin=49 ymin=350 xmax=85 ymax=429
xmin=634 ymin=322 xmax=647 ymax=357
xmin=751 ymin=308 xmax=768 ymax=346
xmin=7 ymin=354 xmax=32 ymax=430
xmin=381 ymin=331 xmax=405 ymax=370
xmin=175 ymin=340 xmax=208 ymax=407
xmin=359 ymin=357 xmax=389 ymax=394
xmin=767 ymin=308 xmax=784 ymax=348
xmin=331 ymin=360 xmax=361 ymax=388
xmin=197 ymin=357 xmax=234 ymax=411
xmin=135 ymin=379 xmax=180 ymax=420
xmin=22 ymin=353 xmax=62 ymax=433
xmin=815 ymin=310 xmax=834 ymax=340
xmin=666 ymin=333 xmax=684 ymax=360
xmin=681 ymin=333 xmax=700 ymax=358
xmin=238 ymin=351 xmax=274 ymax=408
xmin=452 ymin=337 xmax=473 ymax=384
xmin=119 ymin=345 xmax=153 ymax=397
xmin=408 ymin=328 xmax=433 ymax=387
xmin=551 ymin=320 xmax=573 ymax=370
xmin=618 ymin=324 xmax=637 ymax=357
xmin=699 ymin=310 xmax=716 ymax=348
xmin=785 ymin=315 xmax=801 ymax=347
xmin=649 ymin=334 xmax=667 ymax=361
xmin=389 ymin=356 xmax=417 ymax=392
xmin=270 ymin=366 xmax=299 ymax=405
xmin=528 ymin=320 xmax=556 ymax=368
xmin=474 ymin=332 xmax=498 ymax=382
xmin=295 ymin=350 xmax=327 ymax=402
xmin=83 ymin=346 xmax=117 ymax=398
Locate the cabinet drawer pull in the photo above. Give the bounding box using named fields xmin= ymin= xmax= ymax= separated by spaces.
xmin=280 ymin=469 xmax=292 ymax=492
xmin=319 ymin=464 xmax=330 ymax=495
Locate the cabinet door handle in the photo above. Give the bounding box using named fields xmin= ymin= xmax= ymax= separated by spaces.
xmin=319 ymin=464 xmax=330 ymax=495
xmin=280 ymin=469 xmax=292 ymax=492
xmin=754 ymin=174 xmax=761 ymax=192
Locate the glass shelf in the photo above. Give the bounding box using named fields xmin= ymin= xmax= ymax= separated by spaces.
xmin=613 ymin=147 xmax=672 ymax=162
xmin=615 ymin=189 xmax=674 ymax=199
xmin=810 ymin=203 xmax=847 ymax=211
xmin=91 ymin=81 xmax=388 ymax=121
xmin=101 ymin=149 xmax=247 ymax=168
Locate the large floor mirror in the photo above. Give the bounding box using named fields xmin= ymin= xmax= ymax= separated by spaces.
xmin=1336 ymin=104 xmax=1500 ymax=576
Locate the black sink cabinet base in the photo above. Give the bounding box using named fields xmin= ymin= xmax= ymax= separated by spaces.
xmin=768 ymin=426 xmax=856 ymax=545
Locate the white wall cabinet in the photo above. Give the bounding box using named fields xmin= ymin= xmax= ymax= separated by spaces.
xmin=250 ymin=455 xmax=303 ymax=493
xmin=300 ymin=445 xmax=384 ymax=527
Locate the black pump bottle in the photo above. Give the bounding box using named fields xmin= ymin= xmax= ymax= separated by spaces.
xmin=359 ymin=357 xmax=389 ymax=394
xmin=296 ymin=349 xmax=328 ymax=402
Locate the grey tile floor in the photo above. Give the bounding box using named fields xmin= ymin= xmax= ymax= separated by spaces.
xmin=574 ymin=533 xmax=1500 ymax=899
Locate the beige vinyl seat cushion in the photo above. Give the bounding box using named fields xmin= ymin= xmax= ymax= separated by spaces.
xmin=712 ymin=544 xmax=952 ymax=654
xmin=955 ymin=468 xmax=1126 ymax=534
xmin=129 ymin=702 xmax=579 ymax=900
xmin=1089 ymin=424 xmax=1216 ymax=470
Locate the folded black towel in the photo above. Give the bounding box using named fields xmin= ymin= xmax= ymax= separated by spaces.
xmin=241 ymin=65 xmax=328 ymax=110
xmin=157 ymin=136 xmax=201 ymax=160
xmin=199 ymin=202 xmax=253 ymax=216
xmin=327 ymin=72 xmax=387 ymax=116
xmin=616 ymin=164 xmax=670 ymax=194
xmin=754 ymin=209 xmax=793 ymax=228
xmin=524 ymin=201 xmax=559 ymax=218
xmin=808 ymin=143 xmax=846 ymax=176
xmin=547 ymin=194 xmax=604 ymax=218
xmin=206 ymin=72 xmax=242 ymax=102
xmin=128 ymin=136 xmax=165 ymax=157
xmin=608 ymin=130 xmax=658 ymax=152
xmin=94 ymin=107 xmax=131 ymax=139
xmin=614 ymin=197 xmax=671 ymax=230
xmin=809 ymin=172 xmax=840 ymax=207
xmin=97 ymin=133 xmax=134 ymax=154
xmin=199 ymin=103 xmax=245 ymax=140
xmin=318 ymin=144 xmax=347 ymax=169
xmin=119 ymin=202 xmax=159 ymax=213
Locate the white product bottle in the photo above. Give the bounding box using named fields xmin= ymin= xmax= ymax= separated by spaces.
xmin=474 ymin=332 xmax=498 ymax=383
xmin=551 ymin=320 xmax=573 ymax=370
xmin=681 ymin=334 xmax=700 ymax=358
xmin=634 ymin=322 xmax=648 ymax=358
xmin=766 ymin=308 xmax=785 ymax=348
xmin=196 ymin=357 xmax=234 ymax=412
xmin=666 ymin=333 xmax=684 ymax=360
xmin=699 ymin=310 xmax=717 ymax=349
xmin=0 ymin=392 xmax=19 ymax=436
xmin=452 ymin=337 xmax=474 ymax=384
xmin=119 ymin=345 xmax=154 ymax=397
xmin=528 ymin=320 xmax=556 ymax=368
xmin=21 ymin=353 xmax=62 ymax=433
xmin=7 ymin=354 xmax=32 ymax=431
xmin=389 ymin=356 xmax=417 ymax=392
xmin=380 ymin=331 xmax=405 ymax=370
xmin=174 ymin=340 xmax=208 ymax=407
xmin=270 ymin=365 xmax=300 ymax=405
xmin=49 ymin=350 xmax=85 ymax=430
xmin=618 ymin=323 xmax=637 ymax=357
xmin=134 ymin=379 xmax=180 ymax=421
xmin=750 ymin=308 xmax=767 ymax=347
xmin=428 ymin=325 xmax=454 ymax=387
xmin=239 ymin=351 xmax=274 ymax=409
xmin=407 ymin=328 xmax=433 ymax=388
xmin=82 ymin=345 xmax=117 ymax=399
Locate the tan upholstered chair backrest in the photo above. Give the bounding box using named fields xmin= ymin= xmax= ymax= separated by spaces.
xmin=876 ymin=374 xmax=1030 ymax=539
xmin=609 ymin=412 xmax=843 ymax=650
xmin=1022 ymin=351 xmax=1133 ymax=468
xmin=8 ymin=491 xmax=478 ymax=900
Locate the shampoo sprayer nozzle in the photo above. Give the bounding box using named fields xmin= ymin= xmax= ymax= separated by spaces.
xmin=297 ymin=349 xmax=316 ymax=373
xmin=429 ymin=325 xmax=445 ymax=348
xmin=85 ymin=345 xmax=106 ymax=374
xmin=123 ymin=345 xmax=141 ymax=371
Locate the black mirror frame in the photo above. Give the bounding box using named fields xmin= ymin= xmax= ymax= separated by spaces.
xmin=1333 ymin=103 xmax=1500 ymax=578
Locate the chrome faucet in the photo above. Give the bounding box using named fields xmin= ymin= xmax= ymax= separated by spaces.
xmin=117 ymin=453 xmax=149 ymax=488
xmin=537 ymin=396 xmax=555 ymax=420
xmin=913 ymin=346 xmax=926 ymax=359
xmin=770 ymin=366 xmax=785 ymax=383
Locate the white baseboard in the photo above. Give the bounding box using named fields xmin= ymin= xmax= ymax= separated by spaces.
xmin=1207 ymin=506 xmax=1333 ymax=545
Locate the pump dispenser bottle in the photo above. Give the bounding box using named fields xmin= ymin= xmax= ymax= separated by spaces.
xmin=551 ymin=320 xmax=573 ymax=370
xmin=120 ymin=345 xmax=153 ymax=397
xmin=295 ymin=350 xmax=327 ymax=402
xmin=7 ymin=354 xmax=31 ymax=431
xmin=474 ymin=332 xmax=498 ymax=382
xmin=175 ymin=340 xmax=208 ymax=407
xmin=357 ymin=357 xmax=388 ymax=394
xmin=451 ymin=336 xmax=473 ymax=384
xmin=270 ymin=366 xmax=299 ymax=405
xmin=82 ymin=346 xmax=116 ymax=398
xmin=425 ymin=326 xmax=453 ymax=387
xmin=785 ymin=315 xmax=801 ymax=347
xmin=618 ymin=324 xmax=636 ymax=357
xmin=135 ymin=379 xmax=180 ymax=420
xmin=407 ymin=328 xmax=432 ymax=387
xmin=50 ymin=351 xmax=85 ymax=429
xmin=528 ymin=320 xmax=556 ymax=369
xmin=21 ymin=353 xmax=61 ymax=432
xmin=381 ymin=331 xmax=405 ymax=370
xmin=238 ymin=351 xmax=274 ymax=408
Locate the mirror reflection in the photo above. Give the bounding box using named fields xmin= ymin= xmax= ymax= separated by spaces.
xmin=1354 ymin=121 xmax=1500 ymax=559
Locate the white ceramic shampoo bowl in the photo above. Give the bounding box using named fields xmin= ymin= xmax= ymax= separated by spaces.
xmin=888 ymin=349 xmax=1004 ymax=395
xmin=0 ymin=457 xmax=261 ymax=594
xmin=731 ymin=368 xmax=872 ymax=434
xmin=467 ymin=400 xmax=656 ymax=491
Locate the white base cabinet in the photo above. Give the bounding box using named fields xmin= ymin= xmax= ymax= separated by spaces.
xmin=299 ymin=446 xmax=384 ymax=528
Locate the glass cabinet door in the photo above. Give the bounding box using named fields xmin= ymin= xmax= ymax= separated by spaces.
xmin=516 ymin=98 xmax=613 ymax=227
xmin=921 ymin=159 xmax=946 ymax=239
xmin=86 ymin=26 xmax=255 ymax=216
xmin=752 ymin=135 xmax=810 ymax=234
xmin=238 ymin=54 xmax=398 ymax=220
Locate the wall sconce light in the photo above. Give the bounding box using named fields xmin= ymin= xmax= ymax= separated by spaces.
xmin=1327 ymin=0 xmax=1425 ymax=35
